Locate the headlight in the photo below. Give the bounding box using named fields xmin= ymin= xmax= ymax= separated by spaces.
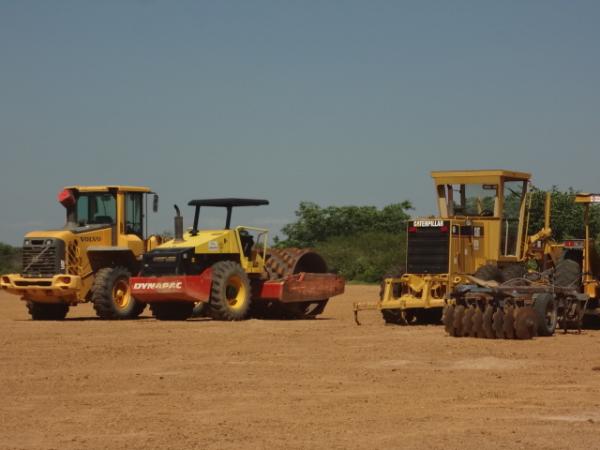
xmin=45 ymin=239 xmax=53 ymax=246
xmin=24 ymin=239 xmax=31 ymax=246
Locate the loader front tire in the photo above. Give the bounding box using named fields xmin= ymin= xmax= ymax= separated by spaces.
xmin=26 ymin=301 xmax=69 ymax=320
xmin=209 ymin=261 xmax=251 ymax=321
xmin=92 ymin=266 xmax=146 ymax=320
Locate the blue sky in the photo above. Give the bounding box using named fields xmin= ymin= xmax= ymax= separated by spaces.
xmin=1 ymin=1 xmax=599 ymax=244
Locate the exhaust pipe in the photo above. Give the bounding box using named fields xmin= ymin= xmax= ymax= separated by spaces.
xmin=174 ymin=205 xmax=184 ymax=241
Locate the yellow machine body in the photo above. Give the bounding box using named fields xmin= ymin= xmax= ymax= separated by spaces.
xmin=156 ymin=226 xmax=269 ymax=275
xmin=0 ymin=185 xmax=160 ymax=304
xmin=355 ymin=169 xmax=546 ymax=324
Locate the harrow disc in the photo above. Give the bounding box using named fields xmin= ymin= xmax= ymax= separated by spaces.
xmin=482 ymin=305 xmax=495 ymax=339
xmin=462 ymin=306 xmax=475 ymax=337
xmin=472 ymin=308 xmax=484 ymax=338
xmin=443 ymin=304 xmax=455 ymax=336
xmin=503 ymin=305 xmax=516 ymax=339
xmin=515 ymin=307 xmax=537 ymax=339
xmin=492 ymin=308 xmax=505 ymax=339
xmin=453 ymin=305 xmax=466 ymax=337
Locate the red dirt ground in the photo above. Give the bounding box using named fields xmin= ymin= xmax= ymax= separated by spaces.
xmin=1 ymin=285 xmax=600 ymax=449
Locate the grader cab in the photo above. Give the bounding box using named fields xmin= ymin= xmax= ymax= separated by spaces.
xmin=354 ymin=169 xmax=547 ymax=325
xmin=1 ymin=185 xmax=161 ymax=320
xmin=130 ymin=198 xmax=345 ymax=321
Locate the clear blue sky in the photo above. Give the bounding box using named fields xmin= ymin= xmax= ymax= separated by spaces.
xmin=1 ymin=1 xmax=599 ymax=244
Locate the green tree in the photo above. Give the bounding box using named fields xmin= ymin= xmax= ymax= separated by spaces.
xmin=528 ymin=186 xmax=600 ymax=241
xmin=275 ymin=202 xmax=412 ymax=281
xmin=276 ymin=201 xmax=412 ymax=247
xmin=0 ymin=243 xmax=21 ymax=274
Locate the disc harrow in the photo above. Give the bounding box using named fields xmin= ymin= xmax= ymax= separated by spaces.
xmin=443 ymin=282 xmax=588 ymax=339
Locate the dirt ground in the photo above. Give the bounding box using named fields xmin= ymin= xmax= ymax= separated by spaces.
xmin=1 ymin=286 xmax=600 ymax=450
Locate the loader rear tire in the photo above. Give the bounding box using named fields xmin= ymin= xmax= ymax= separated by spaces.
xmin=533 ymin=293 xmax=557 ymax=336
xmin=209 ymin=261 xmax=251 ymax=321
xmin=474 ymin=264 xmax=503 ymax=283
xmin=26 ymin=301 xmax=69 ymax=320
xmin=554 ymin=259 xmax=581 ymax=288
xmin=92 ymin=266 xmax=146 ymax=320
xmin=150 ymin=302 xmax=194 ymax=321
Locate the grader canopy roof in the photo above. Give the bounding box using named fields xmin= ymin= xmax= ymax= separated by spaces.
xmin=431 ymin=170 xmax=531 ymax=184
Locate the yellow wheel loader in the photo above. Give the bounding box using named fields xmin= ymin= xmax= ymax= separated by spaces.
xmin=1 ymin=186 xmax=161 ymax=320
xmin=130 ymin=198 xmax=345 ymax=321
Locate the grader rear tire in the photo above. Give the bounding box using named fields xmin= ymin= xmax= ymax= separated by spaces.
xmin=92 ymin=266 xmax=146 ymax=320
xmin=533 ymin=293 xmax=558 ymax=336
xmin=26 ymin=301 xmax=69 ymax=320
xmin=208 ymin=261 xmax=252 ymax=321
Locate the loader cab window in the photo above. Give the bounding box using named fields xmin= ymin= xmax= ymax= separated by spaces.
xmin=125 ymin=193 xmax=143 ymax=238
xmin=76 ymin=193 xmax=116 ymax=226
xmin=501 ymin=180 xmax=527 ymax=256
xmin=444 ymin=184 xmax=498 ymax=217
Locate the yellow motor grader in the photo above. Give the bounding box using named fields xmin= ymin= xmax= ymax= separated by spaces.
xmin=1 ymin=186 xmax=161 ymax=320
xmin=130 ymin=198 xmax=345 ymax=321
xmin=353 ymin=170 xmax=600 ymax=338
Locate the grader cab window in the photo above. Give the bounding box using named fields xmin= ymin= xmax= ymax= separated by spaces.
xmin=501 ymin=180 xmax=527 ymax=256
xmin=445 ymin=184 xmax=497 ymax=217
xmin=76 ymin=193 xmax=116 ymax=226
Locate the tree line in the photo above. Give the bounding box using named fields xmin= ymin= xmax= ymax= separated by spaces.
xmin=1 ymin=187 xmax=599 ymax=282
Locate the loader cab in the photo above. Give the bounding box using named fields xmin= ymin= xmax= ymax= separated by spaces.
xmin=59 ymin=185 xmax=160 ymax=253
xmin=432 ymin=170 xmax=531 ymax=266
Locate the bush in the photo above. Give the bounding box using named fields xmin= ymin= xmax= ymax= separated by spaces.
xmin=0 ymin=243 xmax=21 ymax=274
xmin=315 ymin=231 xmax=406 ymax=283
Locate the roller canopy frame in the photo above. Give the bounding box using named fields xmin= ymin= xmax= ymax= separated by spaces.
xmin=187 ymin=198 xmax=269 ymax=231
